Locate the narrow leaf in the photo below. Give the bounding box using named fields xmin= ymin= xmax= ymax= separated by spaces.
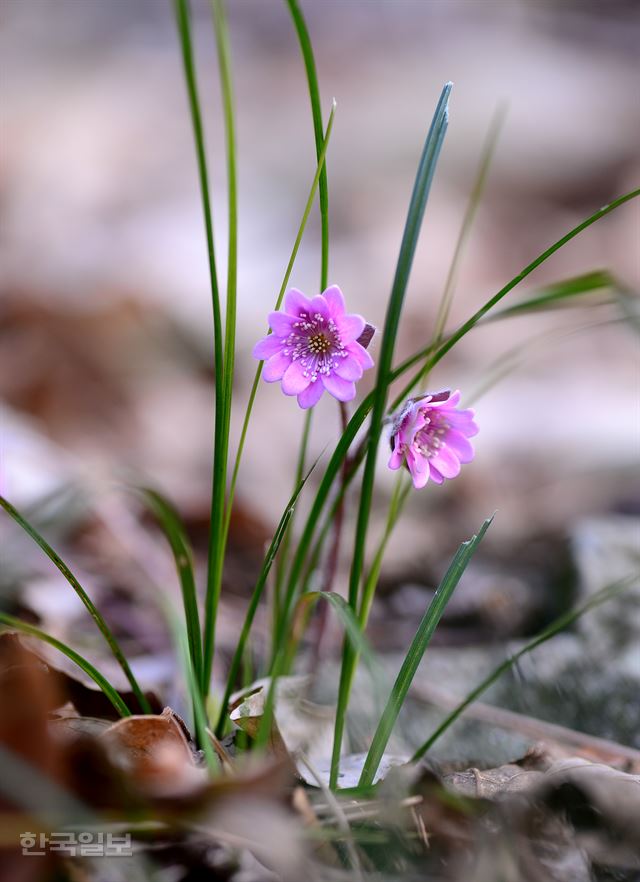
xmin=488 ymin=269 xmax=616 ymax=321
xmin=173 ymin=0 xmax=224 ymax=698
xmin=281 ymin=189 xmax=640 ymax=651
xmin=411 ymin=572 xmax=637 ymax=761
xmin=214 ymin=455 xmax=320 ymax=736
xmin=333 ymin=83 xmax=452 ymax=790
xmin=0 ymin=495 xmax=150 ymax=713
xmin=139 ymin=488 xmax=202 ymax=688
xmin=0 ymin=613 xmax=131 ymax=718
xmin=285 ymin=0 xmax=330 ymax=290
xmin=358 ymin=516 xmax=493 ymax=788
xmin=203 ymin=0 xmax=239 ymax=691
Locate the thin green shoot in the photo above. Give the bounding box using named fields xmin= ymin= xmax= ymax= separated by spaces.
xmin=274 ymin=407 xmax=313 ymax=631
xmin=0 ymin=495 xmax=151 ymax=713
xmin=0 ymin=612 xmax=132 ymax=718
xmin=332 ymin=83 xmax=452 ymax=790
xmin=358 ymin=516 xmax=493 ymax=788
xmin=138 ymin=488 xmax=203 ymax=690
xmin=432 ymin=106 xmax=505 ymax=348
xmin=274 ymin=0 xmax=330 ymax=638
xmin=411 ymin=573 xmax=638 ymax=761
xmin=486 ymin=269 xmax=616 ymax=321
xmin=271 ymin=188 xmax=640 ymax=663
xmin=173 ymin=0 xmax=224 ymax=698
xmin=254 ymin=590 xmax=381 ymax=755
xmin=359 ymin=476 xmax=412 ymax=628
xmin=203 ymin=0 xmax=239 ymax=696
xmin=159 ymin=598 xmax=219 ymax=774
xmin=285 ymin=0 xmax=330 ymax=290
xmin=219 ymin=102 xmax=336 ymax=586
xmin=214 ymin=456 xmax=320 ymax=737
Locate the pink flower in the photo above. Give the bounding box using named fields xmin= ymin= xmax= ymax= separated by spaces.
xmin=388 ymin=390 xmax=478 ymax=489
xmin=253 ymin=286 xmax=374 ymax=409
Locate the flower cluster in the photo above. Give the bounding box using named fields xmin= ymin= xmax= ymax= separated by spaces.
xmin=253 ymin=286 xmax=374 ymax=409
xmin=254 ymin=291 xmax=478 ymax=490
xmin=388 ymin=390 xmax=478 ymax=488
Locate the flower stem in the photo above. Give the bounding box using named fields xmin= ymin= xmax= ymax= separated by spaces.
xmin=202 ymin=0 xmax=238 ymax=696
xmin=306 ymin=401 xmax=350 ymax=670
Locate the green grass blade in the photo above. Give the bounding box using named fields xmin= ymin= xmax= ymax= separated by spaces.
xmin=173 ymin=0 xmax=225 ymax=698
xmin=279 ymin=187 xmax=640 ymax=647
xmin=349 ymin=82 xmax=451 ymax=610
xmin=272 ymin=0 xmax=330 ymax=647
xmin=418 ymin=189 xmax=640 ymax=379
xmin=0 ymin=495 xmax=151 ymax=713
xmin=220 ymin=103 xmax=336 ymax=585
xmin=138 ymin=488 xmax=202 ymax=689
xmin=0 ymin=613 xmax=132 ymax=718
xmin=203 ymin=0 xmax=239 ymax=695
xmin=411 ymin=573 xmax=638 ymax=762
xmin=387 ymin=191 xmax=639 ymax=403
xmin=358 ymin=477 xmax=412 ymax=628
xmin=358 ymin=516 xmax=493 ymax=788
xmin=274 ymin=408 xmax=314 ymax=630
xmin=487 ymin=269 xmax=616 ymax=321
xmin=214 ymin=456 xmax=320 ymax=737
xmin=284 ymin=590 xmax=379 ymax=677
xmin=158 ymin=598 xmax=219 ymax=774
xmin=332 ymin=82 xmax=452 ymax=790
xmin=431 ymin=105 xmax=505 ymax=347
xmin=467 ymin=316 xmax=624 ymax=405
xmin=254 ymin=589 xmax=380 ymax=754
xmin=285 ymin=0 xmax=329 ymax=291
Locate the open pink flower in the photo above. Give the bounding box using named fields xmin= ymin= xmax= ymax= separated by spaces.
xmin=388 ymin=390 xmax=478 ymax=489
xmin=253 ymin=285 xmax=374 ymax=409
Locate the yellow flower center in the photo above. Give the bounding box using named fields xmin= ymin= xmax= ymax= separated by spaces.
xmin=307 ymin=332 xmax=332 ymax=354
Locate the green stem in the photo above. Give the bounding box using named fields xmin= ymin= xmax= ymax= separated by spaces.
xmin=218 ymin=105 xmax=336 ymax=612
xmin=330 ymin=85 xmax=452 ymax=789
xmin=202 ymin=0 xmax=239 ymax=695
xmin=274 ymin=407 xmax=313 ymax=633
xmin=173 ymin=0 xmax=224 ymax=698
xmin=285 ymin=0 xmax=329 ymax=290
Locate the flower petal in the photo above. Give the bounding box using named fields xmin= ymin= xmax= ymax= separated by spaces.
xmin=428 ymin=465 xmax=445 ymax=484
xmin=268 ymin=311 xmax=295 ymax=337
xmin=263 ymin=351 xmax=291 ymax=382
xmin=445 ymin=429 xmax=475 ymax=463
xmin=334 ymin=354 xmax=364 ymax=381
xmin=322 ymin=285 xmax=345 ymax=316
xmin=348 ymin=341 xmax=374 ymax=370
xmin=446 ymin=410 xmax=479 ymax=436
xmin=253 ymin=334 xmax=283 ymax=360
xmin=285 ymin=288 xmax=311 ymax=317
xmin=388 ymin=439 xmax=404 ymax=470
xmin=297 ymin=379 xmax=324 ymax=409
xmin=321 ymin=372 xmax=356 ymax=402
xmin=309 ymin=295 xmax=331 ymax=321
xmin=282 ymin=360 xmax=311 ymax=395
xmin=406 ymin=449 xmax=430 ymax=488
xmin=337 ymin=313 xmax=366 ymax=342
xmin=430 ymin=445 xmax=461 ymax=479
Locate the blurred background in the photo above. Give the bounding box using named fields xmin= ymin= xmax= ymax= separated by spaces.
xmin=1 ymin=1 xmax=639 ymax=742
